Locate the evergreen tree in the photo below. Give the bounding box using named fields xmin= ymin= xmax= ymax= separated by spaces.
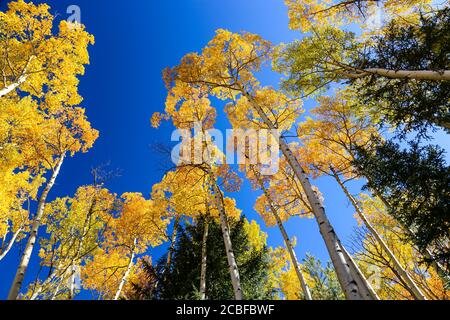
xmin=303 ymin=254 xmax=345 ymax=300
xmin=130 ymin=216 xmax=275 ymax=300
xmin=352 ymin=8 xmax=450 ymax=136
xmin=352 ymin=139 xmax=450 ymax=274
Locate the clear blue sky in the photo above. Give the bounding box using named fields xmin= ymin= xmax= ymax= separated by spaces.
xmin=0 ymin=0 xmax=448 ymax=299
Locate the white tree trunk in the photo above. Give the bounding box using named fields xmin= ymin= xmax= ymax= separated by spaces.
xmin=8 ymin=153 xmax=66 ymax=300
xmin=199 ymin=217 xmax=209 ymax=300
xmin=332 ymin=169 xmax=427 ymax=300
xmin=362 ymin=69 xmax=450 ymax=81
xmin=166 ymin=216 xmax=180 ymax=270
xmin=210 ymin=174 xmax=243 ymax=300
xmin=0 ymin=75 xmax=27 ymax=97
xmin=51 ymin=281 xmax=62 ymax=301
xmin=68 ymin=263 xmax=76 ymax=300
xmin=0 ymin=56 xmax=34 ymax=98
xmin=270 ymin=201 xmax=313 ymax=300
xmin=0 ymin=227 xmax=23 ymax=261
xmin=370 ymin=187 xmax=448 ymax=277
xmin=114 ymin=238 xmax=137 ymax=301
xmin=254 ymin=169 xmax=312 ymax=300
xmin=244 ymin=92 xmax=376 ymax=300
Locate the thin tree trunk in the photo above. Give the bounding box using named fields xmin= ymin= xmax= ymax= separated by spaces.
xmin=32 ymin=195 xmax=97 ymax=300
xmin=68 ymin=263 xmax=76 ymax=300
xmin=166 ymin=216 xmax=180 ymax=270
xmin=210 ymin=173 xmax=243 ymax=300
xmin=243 ymin=91 xmax=376 ymax=300
xmin=51 ymin=281 xmax=62 ymax=301
xmin=331 ymin=168 xmax=427 ymax=300
xmin=370 ymin=185 xmax=448 ymax=277
xmin=0 ymin=227 xmax=23 ymax=261
xmin=114 ymin=238 xmax=137 ymax=301
xmin=8 ymin=153 xmax=66 ymax=300
xmin=199 ymin=216 xmax=209 ymax=300
xmin=253 ymin=168 xmax=312 ymax=300
xmin=0 ymin=56 xmax=34 ymax=98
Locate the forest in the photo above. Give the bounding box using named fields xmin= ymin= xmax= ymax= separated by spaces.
xmin=0 ymin=0 xmax=449 ymax=301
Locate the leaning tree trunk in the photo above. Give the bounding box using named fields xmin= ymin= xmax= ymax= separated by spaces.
xmin=361 ymin=68 xmax=450 ymax=81
xmin=199 ymin=216 xmax=209 ymax=300
xmin=0 ymin=56 xmax=34 ymax=98
xmin=331 ymin=167 xmax=427 ymax=300
xmin=243 ymin=92 xmax=376 ymax=300
xmin=114 ymin=238 xmax=137 ymax=300
xmin=0 ymin=227 xmax=23 ymax=261
xmin=253 ymin=168 xmax=312 ymax=300
xmin=210 ymin=173 xmax=243 ymax=300
xmin=369 ymin=183 xmax=448 ymax=277
xmin=8 ymin=153 xmax=66 ymax=300
xmin=51 ymin=282 xmax=62 ymax=300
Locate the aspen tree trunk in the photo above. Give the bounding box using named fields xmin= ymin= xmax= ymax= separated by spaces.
xmin=114 ymin=238 xmax=137 ymax=300
xmin=0 ymin=227 xmax=23 ymax=261
xmin=243 ymin=92 xmax=375 ymax=300
xmin=166 ymin=216 xmax=180 ymax=270
xmin=361 ymin=69 xmax=450 ymax=81
xmin=268 ymin=199 xmax=313 ymax=300
xmin=253 ymin=168 xmax=312 ymax=300
xmin=331 ymin=168 xmax=427 ymax=300
xmin=68 ymin=263 xmax=76 ymax=300
xmin=51 ymin=281 xmax=62 ymax=300
xmin=68 ymin=196 xmax=98 ymax=300
xmin=210 ymin=174 xmax=243 ymax=300
xmin=0 ymin=56 xmax=34 ymax=98
xmin=8 ymin=154 xmax=66 ymax=300
xmin=0 ymin=76 xmax=28 ymax=97
xmin=374 ymin=189 xmax=448 ymax=277
xmin=199 ymin=216 xmax=209 ymax=300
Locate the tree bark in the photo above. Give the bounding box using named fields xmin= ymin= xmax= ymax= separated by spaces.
xmin=243 ymin=91 xmax=376 ymax=300
xmin=199 ymin=216 xmax=209 ymax=300
xmin=0 ymin=56 xmax=34 ymax=98
xmin=360 ymin=69 xmax=450 ymax=81
xmin=331 ymin=168 xmax=427 ymax=300
xmin=210 ymin=173 xmax=243 ymax=300
xmin=68 ymin=263 xmax=76 ymax=300
xmin=51 ymin=281 xmax=62 ymax=301
xmin=166 ymin=216 xmax=180 ymax=270
xmin=8 ymin=153 xmax=66 ymax=300
xmin=370 ymin=185 xmax=448 ymax=277
xmin=114 ymin=238 xmax=137 ymax=301
xmin=253 ymin=168 xmax=312 ymax=300
xmin=0 ymin=227 xmax=23 ymax=261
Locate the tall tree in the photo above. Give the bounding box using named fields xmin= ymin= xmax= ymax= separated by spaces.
xmin=82 ymin=193 xmax=169 ymax=300
xmin=132 ymin=216 xmax=274 ymax=300
xmin=152 ymin=85 xmax=245 ymax=300
xmin=25 ymin=185 xmax=116 ymax=300
xmin=2 ymin=1 xmax=97 ymax=300
xmin=276 ymin=6 xmax=449 ymax=135
xmin=163 ymin=29 xmax=377 ymax=299
xmin=284 ymin=0 xmax=431 ymax=32
xmin=351 ymin=195 xmax=450 ymax=300
xmin=352 ymin=140 xmax=450 ymax=274
xmin=0 ymin=0 xmax=94 ymax=100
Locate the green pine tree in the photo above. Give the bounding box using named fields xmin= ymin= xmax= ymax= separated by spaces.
xmin=130 ymin=216 xmax=275 ymax=300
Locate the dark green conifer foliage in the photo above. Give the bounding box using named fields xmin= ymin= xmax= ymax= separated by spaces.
xmin=352 ymin=139 xmax=450 ymax=274
xmin=352 ymin=8 xmax=450 ymax=136
xmin=131 ymin=216 xmax=274 ymax=300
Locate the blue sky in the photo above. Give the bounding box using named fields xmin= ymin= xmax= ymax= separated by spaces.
xmin=0 ymin=0 xmax=448 ymax=299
